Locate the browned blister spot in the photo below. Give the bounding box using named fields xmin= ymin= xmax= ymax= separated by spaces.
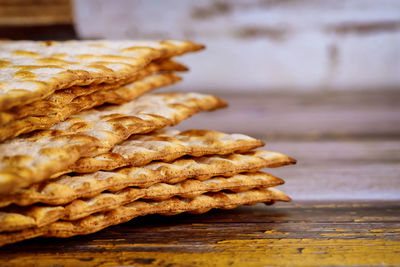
xmin=50 ymin=53 xmax=67 ymax=59
xmin=85 ymin=64 xmax=116 ymax=74
xmin=121 ymin=46 xmax=156 ymax=53
xmin=12 ymin=65 xmax=63 ymax=70
xmin=0 ymin=213 xmax=36 ymax=232
xmin=36 ymin=58 xmax=76 ymax=65
xmin=74 ymin=54 xmax=96 ymax=62
xmin=39 ymin=147 xmax=65 ymax=157
xmin=68 ymin=121 xmax=91 ymax=132
xmin=2 ymin=155 xmax=33 ymax=167
xmin=0 ymin=60 xmax=11 ymax=68
xmin=89 ymin=62 xmax=131 ymax=74
xmin=39 ymin=41 xmax=58 ymax=47
xmin=13 ymin=70 xmax=37 ymax=80
xmin=11 ymin=50 xmax=40 ymax=58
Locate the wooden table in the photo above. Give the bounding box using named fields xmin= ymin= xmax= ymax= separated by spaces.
xmin=0 ymin=91 xmax=399 ymax=266
xmin=0 ymin=202 xmax=399 ymax=266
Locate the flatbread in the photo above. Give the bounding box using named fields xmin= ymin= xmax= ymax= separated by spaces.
xmin=0 ymin=40 xmax=204 ymax=110
xmin=0 ymin=188 xmax=290 ymax=247
xmin=66 ymin=128 xmax=265 ymax=174
xmin=0 ymin=172 xmax=285 ymax=232
xmin=0 ymin=92 xmax=226 ymax=194
xmin=0 ymin=59 xmax=187 ymax=125
xmin=0 ymin=150 xmax=295 ymax=207
xmin=0 ymin=72 xmax=182 ymax=141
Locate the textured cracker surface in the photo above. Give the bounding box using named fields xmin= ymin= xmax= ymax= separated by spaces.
xmin=0 ymin=59 xmax=187 ymax=125
xmin=0 ymin=150 xmax=295 ymax=207
xmin=0 ymin=92 xmax=226 ymax=194
xmin=0 ymin=172 xmax=285 ymax=232
xmin=69 ymin=128 xmax=264 ymax=173
xmin=0 ymin=72 xmax=182 ymax=141
xmin=0 ymin=188 xmax=290 ymax=246
xmin=0 ymin=40 xmax=203 ymax=111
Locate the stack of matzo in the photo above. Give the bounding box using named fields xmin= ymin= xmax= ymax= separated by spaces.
xmin=0 ymin=40 xmax=295 ymax=246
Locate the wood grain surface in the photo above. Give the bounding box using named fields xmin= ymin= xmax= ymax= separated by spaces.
xmin=0 ymin=201 xmax=399 ymax=266
xmin=175 ymin=90 xmax=400 ymax=139
xmin=0 ymin=0 xmax=72 ymax=26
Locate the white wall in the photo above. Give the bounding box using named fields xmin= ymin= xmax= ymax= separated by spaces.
xmin=73 ymin=0 xmax=400 ymax=92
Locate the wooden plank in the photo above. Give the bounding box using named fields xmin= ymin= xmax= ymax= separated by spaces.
xmin=0 ymin=25 xmax=76 ymax=40
xmin=264 ymin=139 xmax=400 ymax=200
xmin=0 ymin=201 xmax=399 ymax=266
xmin=175 ymin=90 xmax=400 ymax=139
xmin=0 ymin=0 xmax=72 ymax=26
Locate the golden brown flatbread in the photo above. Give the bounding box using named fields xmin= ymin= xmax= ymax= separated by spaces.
xmin=0 ymin=172 xmax=285 ymax=232
xmin=0 ymin=40 xmax=203 ymax=110
xmin=0 ymin=150 xmax=295 ymax=207
xmin=66 ymin=128 xmax=265 ymax=174
xmin=0 ymin=59 xmax=187 ymax=125
xmin=0 ymin=92 xmax=226 ymax=194
xmin=0 ymin=187 xmax=290 ymax=247
xmin=0 ymin=72 xmax=182 ymax=141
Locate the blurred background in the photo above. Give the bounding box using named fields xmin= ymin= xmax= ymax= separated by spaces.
xmin=1 ymin=0 xmax=400 ymax=92
xmin=1 ymin=0 xmax=399 ymax=200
